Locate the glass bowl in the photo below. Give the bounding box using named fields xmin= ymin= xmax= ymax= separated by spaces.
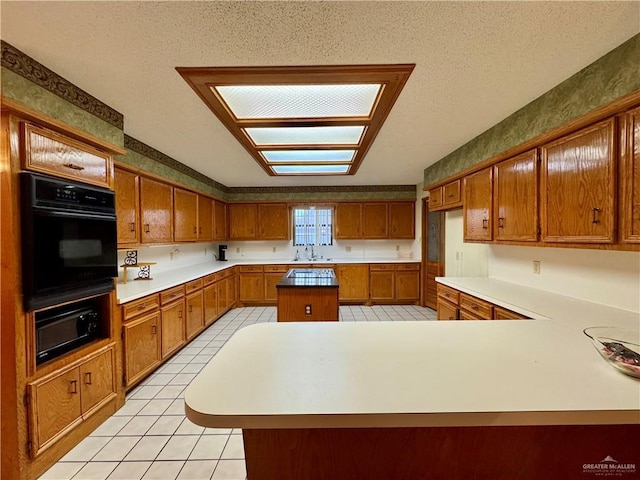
xmin=584 ymin=327 xmax=640 ymax=379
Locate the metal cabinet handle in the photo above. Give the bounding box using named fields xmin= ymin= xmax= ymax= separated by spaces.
xmin=137 ymin=302 xmax=146 ymax=310
xmin=470 ymin=303 xmax=479 ymax=311
xmin=151 ymin=325 xmax=157 ymax=335
xmin=498 ymin=217 xmax=505 ymax=228
xmin=178 ymin=310 xmax=183 ymax=319
xmin=85 ymin=372 xmax=92 ymax=385
xmin=144 ymin=224 xmax=150 ymax=233
xmin=70 ymin=380 xmax=78 ymax=394
xmin=193 ymin=226 xmax=197 ymax=234
xmin=129 ymin=222 xmax=135 ymax=232
xmin=592 ymin=207 xmax=601 ymax=224
xmin=63 ymin=162 xmax=85 ymax=171
xmin=189 ymin=304 xmax=193 ymax=313
xmin=482 ymin=218 xmax=488 ymax=229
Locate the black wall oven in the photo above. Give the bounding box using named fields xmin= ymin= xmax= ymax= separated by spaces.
xmin=21 ymin=172 xmax=118 ymax=311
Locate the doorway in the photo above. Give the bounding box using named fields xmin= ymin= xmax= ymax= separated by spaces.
xmin=421 ymin=198 xmax=445 ymax=309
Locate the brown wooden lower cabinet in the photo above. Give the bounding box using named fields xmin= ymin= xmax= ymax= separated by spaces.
xmin=123 ymin=311 xmax=161 ymax=386
xmin=186 ymin=291 xmax=204 ymax=341
xmin=27 ymin=344 xmax=116 ymax=457
xmin=395 ymin=265 xmax=420 ymax=301
xmin=161 ymin=299 xmax=186 ymax=359
xmin=436 ymin=283 xmax=530 ymax=321
xmin=336 ymin=264 xmax=370 ymax=302
xmin=203 ymin=283 xmax=218 ymax=326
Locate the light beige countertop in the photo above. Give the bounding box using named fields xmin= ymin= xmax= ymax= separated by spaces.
xmin=185 ymin=319 xmax=640 ymax=429
xmin=116 ymin=258 xmax=418 ymax=304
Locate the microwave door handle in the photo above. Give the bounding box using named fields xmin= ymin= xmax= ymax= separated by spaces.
xmin=34 ymin=209 xmax=116 ymax=221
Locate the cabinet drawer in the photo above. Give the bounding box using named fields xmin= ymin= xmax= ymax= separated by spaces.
xmin=185 ymin=278 xmax=203 ymax=293
xmin=161 ymin=285 xmax=185 ymax=305
xmin=219 ymin=267 xmax=235 ymax=279
xmin=370 ymin=263 xmax=395 ymax=271
xmin=123 ymin=294 xmax=160 ymax=321
xmin=437 ymin=284 xmax=459 ymax=304
xmin=203 ymin=273 xmax=217 ymax=286
xmin=264 ymin=264 xmax=289 ymax=273
xmin=396 ymin=263 xmax=420 ymax=271
xmin=443 ymin=179 xmax=462 ymax=206
xmin=239 ymin=265 xmax=263 ymax=273
xmin=22 ymin=123 xmax=111 ymax=189
xmin=494 ymin=306 xmax=529 ymax=320
xmin=460 ymin=309 xmax=485 ymax=321
xmin=459 ymin=293 xmax=493 ymax=319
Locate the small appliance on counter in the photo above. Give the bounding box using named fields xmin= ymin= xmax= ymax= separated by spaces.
xmin=218 ymin=244 xmax=228 ymax=261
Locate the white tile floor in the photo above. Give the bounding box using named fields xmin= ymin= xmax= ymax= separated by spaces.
xmin=40 ymin=305 xmax=436 ymax=480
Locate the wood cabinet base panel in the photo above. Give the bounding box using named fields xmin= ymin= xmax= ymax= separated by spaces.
xmin=243 ymin=425 xmax=639 ymax=480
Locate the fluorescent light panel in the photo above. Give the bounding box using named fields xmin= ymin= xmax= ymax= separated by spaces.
xmin=262 ymin=150 xmax=355 ymax=163
xmin=245 ymin=126 xmax=364 ymax=145
xmin=214 ymin=84 xmax=381 ymax=119
xmin=271 ymin=164 xmax=350 ymax=174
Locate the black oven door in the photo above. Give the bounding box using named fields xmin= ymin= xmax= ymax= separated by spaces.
xmin=22 ymin=199 xmax=118 ymax=311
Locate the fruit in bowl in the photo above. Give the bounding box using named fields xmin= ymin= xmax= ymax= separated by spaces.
xmin=584 ymin=327 xmax=640 ymax=378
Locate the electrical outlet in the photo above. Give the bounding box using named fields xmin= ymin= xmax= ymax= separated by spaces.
xmin=346 ymin=246 xmax=351 ymax=252
xmin=533 ymin=260 xmax=541 ymax=274
xmin=305 ymin=305 xmax=312 ymax=315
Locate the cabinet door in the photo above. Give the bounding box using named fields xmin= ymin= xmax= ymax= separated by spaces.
xmin=389 ymin=202 xmax=415 ymax=239
xmin=123 ymin=311 xmax=161 ymax=386
xmin=336 ymin=264 xmax=369 ymax=301
xmin=198 ymin=196 xmax=214 ymax=241
xmin=217 ymin=278 xmax=228 ymax=314
xmin=493 ymin=306 xmax=529 ymax=320
xmin=214 ymin=200 xmax=228 ymax=240
xmin=186 ymin=291 xmax=204 ymax=340
xmin=229 ymin=204 xmax=258 ymax=240
xmin=370 ymin=270 xmax=395 ymax=301
xmin=540 ymin=119 xmax=615 ymax=243
xmin=203 ymin=283 xmax=218 ymax=326
xmin=494 ymin=150 xmax=538 ymax=241
xmin=28 ymin=367 xmax=82 ymax=455
xmin=362 ymin=203 xmax=388 ymax=238
xmin=22 ymin=122 xmax=112 ymax=188
xmin=80 ymin=347 xmax=115 ymax=415
xmin=226 ymin=274 xmax=237 ymax=309
xmin=258 ymin=203 xmax=290 ymax=240
xmin=239 ymin=273 xmax=264 ymax=302
xmin=174 ymin=188 xmax=198 ymax=242
xmin=114 ymin=168 xmax=139 ymax=245
xmin=161 ymin=300 xmax=185 ymax=358
xmin=443 ymin=180 xmax=462 ymax=207
xmin=463 ymin=167 xmax=493 ymax=241
xmin=335 ymin=203 xmax=362 ymax=239
xmin=264 ymin=272 xmax=285 ymax=302
xmin=395 ymin=269 xmax=420 ymax=301
xmin=622 ymin=107 xmax=640 ymax=243
xmin=429 ymin=187 xmax=443 ymax=211
xmin=140 ymin=177 xmax=173 ymax=243
xmin=436 ymin=297 xmax=458 ymax=321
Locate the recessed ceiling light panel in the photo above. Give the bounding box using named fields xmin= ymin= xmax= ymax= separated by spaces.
xmin=214 ymin=84 xmax=381 ymax=119
xmin=245 ymin=126 xmax=364 ymax=146
xmin=271 ymin=164 xmax=350 ymax=175
xmin=262 ymin=150 xmax=356 ymax=163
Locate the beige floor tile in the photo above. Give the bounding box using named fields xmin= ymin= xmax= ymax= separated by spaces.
xmin=220 ymin=435 xmax=244 ymax=460
xmin=117 ymin=415 xmax=159 ymax=436
xmin=60 ymin=435 xmax=111 ymax=462
xmin=90 ymin=416 xmax=132 ymax=437
xmin=147 ymin=415 xmax=184 ymax=435
xmin=107 ymin=461 xmax=152 ymax=479
xmin=175 ymin=418 xmax=205 ymax=435
xmin=72 ymin=461 xmax=118 ymax=480
xmin=177 ymin=460 xmax=219 ymax=479
xmin=92 ymin=436 xmax=141 ymax=462
xmin=156 ymin=435 xmax=200 ymax=460
xmin=188 ymin=435 xmax=228 ymax=460
xmin=211 ymin=459 xmax=247 ymax=480
xmin=124 ymin=435 xmax=171 ymax=461
xmin=38 ymin=461 xmax=85 ymax=480
xmin=142 ymin=461 xmax=185 ymax=480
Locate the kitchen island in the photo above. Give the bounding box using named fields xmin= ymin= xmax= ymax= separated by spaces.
xmin=276 ymin=268 xmax=339 ymax=322
xmin=185 ymin=319 xmax=640 ymax=480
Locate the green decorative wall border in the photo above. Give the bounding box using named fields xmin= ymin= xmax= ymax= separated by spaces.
xmin=423 ymin=33 xmax=640 ymax=187
xmin=1 ymin=41 xmax=124 ymax=130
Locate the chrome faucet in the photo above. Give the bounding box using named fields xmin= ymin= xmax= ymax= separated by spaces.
xmin=310 ymin=245 xmax=317 ymax=261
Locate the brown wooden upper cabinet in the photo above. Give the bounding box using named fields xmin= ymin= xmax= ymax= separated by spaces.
xmin=621 ymin=106 xmax=640 ymax=243
xmin=362 ymin=203 xmax=388 ymax=238
xmin=540 ymin=118 xmax=616 ymax=243
xmin=463 ymin=167 xmax=493 ymax=241
xmin=22 ymin=122 xmax=113 ymax=189
xmin=389 ymin=202 xmax=415 ymax=239
xmin=114 ymin=168 xmax=140 ymax=245
xmin=214 ymin=200 xmax=228 ymax=241
xmin=429 ymin=179 xmax=462 ymax=211
xmin=336 ymin=202 xmax=415 ymax=239
xmin=258 ymin=204 xmax=290 ymax=240
xmin=198 ymin=195 xmax=214 ymax=242
xmin=229 ymin=204 xmax=258 ymax=240
xmin=174 ymin=188 xmax=198 ymax=242
xmin=493 ymin=149 xmax=538 ymax=242
xmin=140 ymin=177 xmax=173 ymax=244
xmin=229 ymin=203 xmax=289 ymax=240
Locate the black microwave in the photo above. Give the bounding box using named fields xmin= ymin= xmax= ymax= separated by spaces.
xmin=35 ymin=302 xmax=100 ymax=364
xmin=21 ymin=173 xmax=118 ymax=311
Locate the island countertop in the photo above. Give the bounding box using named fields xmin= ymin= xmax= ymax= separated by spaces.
xmin=185 ymin=318 xmax=640 ymax=430
xmin=276 ymin=268 xmax=338 ymax=288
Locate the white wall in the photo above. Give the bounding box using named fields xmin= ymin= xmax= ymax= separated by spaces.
xmin=444 ymin=209 xmax=490 ymax=277
xmin=488 ymin=245 xmax=640 ymax=313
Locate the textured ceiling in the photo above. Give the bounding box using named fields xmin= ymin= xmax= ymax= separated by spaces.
xmin=1 ymin=1 xmax=639 ymax=188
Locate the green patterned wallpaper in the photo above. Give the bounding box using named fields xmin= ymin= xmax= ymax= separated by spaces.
xmin=423 ymin=33 xmax=640 ymax=187
xmin=1 ymin=67 xmax=124 ymax=147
